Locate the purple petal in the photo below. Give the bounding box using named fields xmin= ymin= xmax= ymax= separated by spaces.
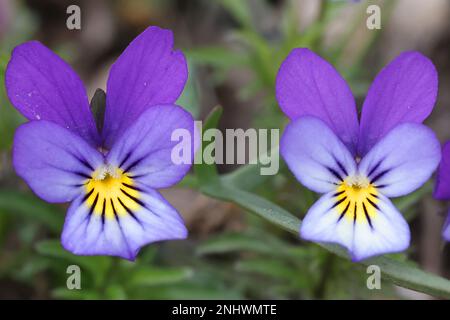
xmin=433 ymin=141 xmax=450 ymax=200
xmin=358 ymin=52 xmax=438 ymax=156
xmin=107 ymin=105 xmax=196 ymax=189
xmin=280 ymin=116 xmax=357 ymax=193
xmin=61 ymin=185 xmax=187 ymax=260
xmin=358 ymin=123 xmax=441 ymax=198
xmin=102 ymin=26 xmax=188 ymax=148
xmin=13 ymin=121 xmax=104 ymax=203
xmin=5 ymin=41 xmax=100 ymax=145
xmin=300 ymin=191 xmax=410 ymax=261
xmin=276 ymin=48 xmax=359 ymax=154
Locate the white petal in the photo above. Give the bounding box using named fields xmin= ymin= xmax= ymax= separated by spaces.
xmin=61 ymin=185 xmax=187 ymax=260
xmin=300 ymin=191 xmax=410 ymax=261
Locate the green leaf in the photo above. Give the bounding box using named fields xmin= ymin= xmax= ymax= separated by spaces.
xmin=0 ymin=53 xmax=24 ymax=150
xmin=104 ymin=284 xmax=127 ymax=299
xmin=0 ymin=52 xmax=10 ymax=73
xmin=35 ymin=240 xmax=112 ymax=287
xmin=194 ymin=106 xmax=223 ymax=186
xmin=204 ymin=184 xmax=299 ymax=234
xmin=176 ymin=59 xmax=200 ymax=118
xmin=216 ymin=0 xmax=253 ymax=29
xmin=0 ymin=190 xmax=64 ymax=232
xmin=221 ymin=147 xmax=278 ymax=191
xmin=199 ymin=180 xmax=450 ymax=298
xmin=232 ymin=30 xmax=275 ymax=86
xmin=197 ymin=231 xmax=287 ymax=257
xmin=185 ymin=47 xmax=248 ymax=69
xmin=129 ymin=266 xmax=193 ymax=287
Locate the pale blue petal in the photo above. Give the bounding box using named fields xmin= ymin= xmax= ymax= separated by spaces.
xmin=280 ymin=116 xmax=357 ymax=193
xmin=358 ymin=123 xmax=441 ymax=198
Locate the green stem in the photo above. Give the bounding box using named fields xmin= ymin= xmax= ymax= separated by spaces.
xmin=314 ymin=253 xmax=334 ymax=299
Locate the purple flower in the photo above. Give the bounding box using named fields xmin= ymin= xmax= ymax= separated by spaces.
xmin=6 ymin=26 xmax=196 ymax=260
xmin=277 ymin=49 xmax=441 ymax=261
xmin=433 ymin=142 xmax=450 ymax=241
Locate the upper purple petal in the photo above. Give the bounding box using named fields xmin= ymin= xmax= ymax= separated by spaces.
xmin=358 ymin=52 xmax=438 ymax=156
xmin=5 ymin=41 xmax=100 ymax=145
xmin=102 ymin=26 xmax=188 ymax=148
xmin=280 ymin=116 xmax=357 ymax=194
xmin=276 ymin=48 xmax=359 ymax=154
xmin=107 ymin=104 xmax=196 ymax=189
xmin=358 ymin=123 xmax=441 ymax=198
xmin=434 ymin=141 xmax=450 ymax=200
xmin=13 ymin=120 xmax=104 ymax=203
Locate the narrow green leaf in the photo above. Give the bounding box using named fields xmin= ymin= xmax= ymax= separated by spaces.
xmin=203 ymin=183 xmax=299 ymax=234
xmin=221 ymin=147 xmax=277 ymax=191
xmin=194 ymin=106 xmax=223 ymax=186
xmin=197 ymin=232 xmax=286 ymax=257
xmin=176 ymin=60 xmax=200 ymax=118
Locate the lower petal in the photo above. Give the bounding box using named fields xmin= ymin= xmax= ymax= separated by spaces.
xmin=300 ymin=191 xmax=410 ymax=261
xmin=61 ymin=184 xmax=187 ymax=260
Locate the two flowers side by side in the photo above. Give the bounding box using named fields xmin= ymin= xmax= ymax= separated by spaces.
xmin=4 ymin=25 xmax=450 ymax=262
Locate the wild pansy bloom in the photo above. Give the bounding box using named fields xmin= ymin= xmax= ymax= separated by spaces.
xmin=277 ymin=49 xmax=441 ymax=261
xmin=433 ymin=142 xmax=450 ymax=241
xmin=6 ymin=26 xmax=196 ymax=260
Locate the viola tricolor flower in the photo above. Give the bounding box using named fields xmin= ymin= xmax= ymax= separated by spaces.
xmin=433 ymin=142 xmax=450 ymax=241
xmin=6 ymin=26 xmax=196 ymax=260
xmin=277 ymin=49 xmax=441 ymax=261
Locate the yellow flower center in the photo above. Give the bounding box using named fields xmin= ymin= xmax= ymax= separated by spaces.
xmin=83 ymin=165 xmax=142 ymax=220
xmin=333 ymin=175 xmax=379 ymax=226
